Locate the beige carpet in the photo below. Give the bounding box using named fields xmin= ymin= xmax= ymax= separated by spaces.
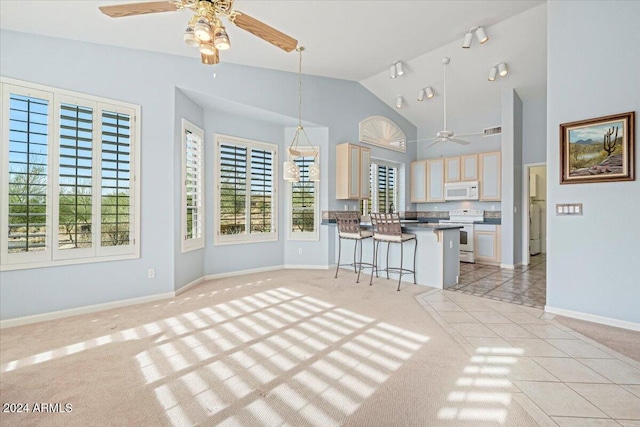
xmin=1 ymin=269 xmax=543 ymax=426
xmin=554 ymin=315 xmax=640 ymax=362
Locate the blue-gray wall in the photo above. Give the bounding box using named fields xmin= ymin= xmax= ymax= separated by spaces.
xmin=546 ymin=1 xmax=640 ymax=323
xmin=0 ymin=30 xmax=416 ymax=320
xmin=174 ymin=90 xmax=206 ymax=291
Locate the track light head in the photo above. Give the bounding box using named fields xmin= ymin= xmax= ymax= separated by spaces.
xmin=426 ymin=87 xmax=434 ymax=99
xmin=498 ymin=62 xmax=508 ymax=77
xmin=395 ymin=61 xmax=404 ymax=76
xmin=396 ymin=96 xmax=403 ymax=109
xmin=462 ymin=31 xmax=473 ymax=48
xmin=488 ymin=66 xmax=497 ymax=82
xmin=417 ymin=89 xmax=425 ymax=102
xmin=475 ymin=26 xmax=489 ymax=44
xmin=390 ymin=63 xmax=397 ymax=79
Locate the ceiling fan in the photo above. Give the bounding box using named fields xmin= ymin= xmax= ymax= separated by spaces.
xmin=99 ymin=0 xmax=298 ymax=65
xmin=412 ymin=57 xmax=486 ymax=148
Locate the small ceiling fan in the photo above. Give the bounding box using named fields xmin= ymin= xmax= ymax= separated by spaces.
xmin=99 ymin=0 xmax=298 ymax=65
xmin=411 ymin=57 xmax=487 ymax=148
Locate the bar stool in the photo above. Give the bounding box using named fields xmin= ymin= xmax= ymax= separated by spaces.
xmin=334 ymin=212 xmax=374 ymax=283
xmin=369 ymin=213 xmax=417 ymax=291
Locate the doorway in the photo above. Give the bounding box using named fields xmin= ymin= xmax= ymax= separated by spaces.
xmin=523 ymin=163 xmax=547 ymax=266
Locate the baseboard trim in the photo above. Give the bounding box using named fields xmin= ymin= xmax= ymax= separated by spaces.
xmin=545 ymin=305 xmax=640 ymax=332
xmin=203 ymin=265 xmax=284 ymax=281
xmin=175 ymin=276 xmax=205 ymax=296
xmin=284 ymin=264 xmax=330 ymax=270
xmin=0 ymin=291 xmax=175 ymax=329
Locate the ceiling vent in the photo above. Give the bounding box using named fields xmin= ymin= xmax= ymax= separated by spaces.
xmin=483 ymin=126 xmax=502 ymax=136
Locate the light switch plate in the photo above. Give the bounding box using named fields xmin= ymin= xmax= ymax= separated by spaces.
xmin=556 ymin=203 xmax=583 ymax=215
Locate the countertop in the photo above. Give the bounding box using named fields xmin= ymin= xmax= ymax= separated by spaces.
xmin=321 ymin=220 xmax=463 ymax=231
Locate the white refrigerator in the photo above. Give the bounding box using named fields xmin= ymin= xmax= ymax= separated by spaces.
xmin=529 ymin=204 xmax=541 ymax=255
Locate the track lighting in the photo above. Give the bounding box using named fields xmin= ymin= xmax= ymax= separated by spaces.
xmin=462 ymin=31 xmax=473 ymax=49
xmin=462 ymin=26 xmax=489 ymax=48
xmin=389 ymin=61 xmax=404 ymax=79
xmin=488 ymin=66 xmax=497 ymax=81
xmin=417 ymin=87 xmax=435 ymax=101
xmin=426 ymin=86 xmax=434 ymax=99
xmin=475 ymin=26 xmax=489 ymax=44
xmin=488 ymin=62 xmax=509 ymax=81
xmin=498 ymin=62 xmax=508 ymax=77
xmin=396 ymin=96 xmax=404 ymax=109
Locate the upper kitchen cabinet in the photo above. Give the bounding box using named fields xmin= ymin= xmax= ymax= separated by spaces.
xmin=336 ymin=143 xmax=370 ymax=200
xmin=479 ymin=151 xmax=501 ymax=201
xmin=410 ymin=160 xmax=427 ymax=203
xmin=426 ymin=158 xmax=445 ymax=202
xmin=444 ymin=157 xmax=461 ymax=183
xmin=461 ymin=154 xmax=478 ymax=181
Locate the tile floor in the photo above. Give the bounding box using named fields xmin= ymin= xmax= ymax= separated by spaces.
xmin=417 ymin=288 xmax=640 ymax=426
xmin=447 ymin=254 xmax=547 ymax=308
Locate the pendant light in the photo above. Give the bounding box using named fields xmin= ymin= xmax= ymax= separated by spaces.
xmin=284 ymin=47 xmax=319 ymax=182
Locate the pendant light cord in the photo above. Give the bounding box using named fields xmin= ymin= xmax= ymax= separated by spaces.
xmin=288 ymin=46 xmax=317 ymax=159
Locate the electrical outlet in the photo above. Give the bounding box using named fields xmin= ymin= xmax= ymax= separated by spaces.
xmin=491 ymin=205 xmax=496 ymax=211
xmin=298 ymin=248 xmax=303 ymax=255
xmin=344 ymin=204 xmax=348 ymax=210
xmin=148 ymin=269 xmax=155 ymax=279
xmin=449 ymin=240 xmax=453 ymax=249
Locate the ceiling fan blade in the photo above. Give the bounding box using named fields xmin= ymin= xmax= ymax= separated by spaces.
xmin=99 ymin=1 xmax=179 ymax=18
xmin=231 ymin=11 xmax=298 ymax=52
xmin=454 ymin=132 xmax=483 ymax=138
xmin=426 ymin=139 xmax=442 ymax=148
xmin=448 ymin=137 xmax=471 ymax=145
xmin=406 ymin=137 xmax=439 ymax=143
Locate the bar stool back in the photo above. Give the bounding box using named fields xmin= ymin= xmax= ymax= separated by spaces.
xmin=334 ymin=212 xmax=373 ymax=283
xmin=369 ymin=213 xmax=417 ymax=291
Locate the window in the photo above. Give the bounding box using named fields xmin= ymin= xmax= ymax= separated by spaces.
xmin=1 ymin=78 xmax=140 ymax=270
xmin=214 ymin=134 xmax=277 ymax=245
xmin=361 ymin=161 xmax=398 ymax=215
xmin=181 ymin=119 xmax=204 ymax=252
xmin=287 ymin=149 xmax=319 ymax=240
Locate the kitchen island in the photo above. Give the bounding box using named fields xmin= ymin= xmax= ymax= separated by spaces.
xmin=324 ymin=220 xmax=462 ymax=289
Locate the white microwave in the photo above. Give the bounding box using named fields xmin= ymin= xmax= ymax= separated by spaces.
xmin=444 ymin=181 xmax=480 ymax=201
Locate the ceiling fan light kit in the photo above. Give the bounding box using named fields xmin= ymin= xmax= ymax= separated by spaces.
xmin=99 ymin=0 xmax=298 ymax=66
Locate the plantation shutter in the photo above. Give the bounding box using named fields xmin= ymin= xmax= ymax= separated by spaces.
xmin=6 ymin=92 xmax=50 ymax=259
xmin=250 ymin=148 xmax=273 ymax=233
xmin=183 ymin=125 xmax=204 ymax=246
xmin=291 ymin=156 xmax=315 ymax=233
xmin=219 ymin=143 xmax=247 ymax=235
xmin=57 ymin=102 xmax=94 ymax=252
xmin=100 ymin=107 xmax=133 ymax=251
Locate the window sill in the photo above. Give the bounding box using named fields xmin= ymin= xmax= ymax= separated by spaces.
xmin=1 ymin=252 xmax=140 ymax=272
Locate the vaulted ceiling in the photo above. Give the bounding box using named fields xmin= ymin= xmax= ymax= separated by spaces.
xmin=0 ymin=0 xmax=547 ymax=128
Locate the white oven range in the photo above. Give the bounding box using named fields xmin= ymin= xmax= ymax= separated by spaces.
xmin=439 ymin=209 xmax=485 ymax=263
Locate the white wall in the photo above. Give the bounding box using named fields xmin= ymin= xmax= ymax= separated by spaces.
xmin=546 ymin=1 xmax=640 ymax=324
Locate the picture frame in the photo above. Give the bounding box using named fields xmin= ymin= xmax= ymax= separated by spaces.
xmin=560 ymin=111 xmax=635 ymax=184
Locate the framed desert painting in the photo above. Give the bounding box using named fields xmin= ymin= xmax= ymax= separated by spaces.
xmin=560 ymin=111 xmax=635 ymax=184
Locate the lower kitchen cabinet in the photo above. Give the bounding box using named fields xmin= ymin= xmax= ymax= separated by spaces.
xmin=474 ymin=224 xmax=501 ymax=264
